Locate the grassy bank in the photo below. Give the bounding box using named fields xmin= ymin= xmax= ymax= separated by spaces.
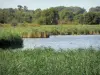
xmin=0 ymin=31 xmax=23 ymax=49
xmin=0 ymin=48 xmax=100 ymax=75
xmin=1 ymin=25 xmax=100 ymax=38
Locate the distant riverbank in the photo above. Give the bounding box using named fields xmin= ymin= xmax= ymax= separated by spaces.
xmin=1 ymin=25 xmax=100 ymax=38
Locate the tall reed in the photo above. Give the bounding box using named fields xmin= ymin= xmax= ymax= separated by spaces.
xmin=0 ymin=47 xmax=100 ymax=75
xmin=1 ymin=25 xmax=100 ymax=38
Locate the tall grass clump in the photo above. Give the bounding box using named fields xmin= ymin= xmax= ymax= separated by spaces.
xmin=0 ymin=31 xmax=23 ymax=49
xmin=0 ymin=48 xmax=100 ymax=75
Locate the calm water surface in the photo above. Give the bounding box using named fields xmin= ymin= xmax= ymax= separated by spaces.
xmin=23 ymin=35 xmax=100 ymax=49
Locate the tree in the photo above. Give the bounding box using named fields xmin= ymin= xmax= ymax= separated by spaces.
xmin=54 ymin=6 xmax=86 ymax=14
xmin=38 ymin=8 xmax=59 ymax=25
xmin=0 ymin=5 xmax=100 ymax=25
xmin=17 ymin=5 xmax=23 ymax=11
xmin=0 ymin=9 xmax=8 ymax=23
xmin=93 ymin=13 xmax=100 ymax=24
xmin=84 ymin=12 xmax=100 ymax=24
xmin=54 ymin=6 xmax=66 ymax=12
xmin=59 ymin=9 xmax=74 ymax=24
xmin=24 ymin=6 xmax=28 ymax=12
xmin=34 ymin=9 xmax=41 ymax=20
xmin=26 ymin=15 xmax=32 ymax=23
xmin=74 ymin=14 xmax=84 ymax=24
xmin=89 ymin=6 xmax=100 ymax=12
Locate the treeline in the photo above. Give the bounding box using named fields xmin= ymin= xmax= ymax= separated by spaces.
xmin=0 ymin=5 xmax=100 ymax=25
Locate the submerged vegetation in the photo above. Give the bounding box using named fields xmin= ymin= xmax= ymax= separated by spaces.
xmin=0 ymin=48 xmax=100 ymax=75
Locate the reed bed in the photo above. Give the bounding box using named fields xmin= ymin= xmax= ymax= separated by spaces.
xmin=1 ymin=25 xmax=100 ymax=38
xmin=0 ymin=47 xmax=100 ymax=75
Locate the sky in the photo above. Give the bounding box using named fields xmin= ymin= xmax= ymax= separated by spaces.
xmin=0 ymin=0 xmax=100 ymax=11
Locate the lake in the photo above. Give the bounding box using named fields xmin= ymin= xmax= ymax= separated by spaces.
xmin=23 ymin=35 xmax=100 ymax=50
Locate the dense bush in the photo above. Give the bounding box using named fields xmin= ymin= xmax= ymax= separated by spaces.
xmin=0 ymin=33 xmax=23 ymax=49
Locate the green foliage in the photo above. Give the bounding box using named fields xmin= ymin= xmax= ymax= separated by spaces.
xmin=89 ymin=6 xmax=100 ymax=12
xmin=0 ymin=48 xmax=100 ymax=75
xmin=0 ymin=5 xmax=100 ymax=25
xmin=38 ymin=8 xmax=59 ymax=25
xmin=0 ymin=9 xmax=8 ymax=23
xmin=37 ymin=17 xmax=46 ymax=25
xmin=0 ymin=30 xmax=23 ymax=49
xmin=34 ymin=9 xmax=41 ymax=20
xmin=17 ymin=5 xmax=23 ymax=11
xmin=55 ymin=6 xmax=86 ymax=14
xmin=11 ymin=19 xmax=18 ymax=26
xmin=59 ymin=9 xmax=74 ymax=24
xmin=84 ymin=12 xmax=100 ymax=24
xmin=1 ymin=25 xmax=100 ymax=38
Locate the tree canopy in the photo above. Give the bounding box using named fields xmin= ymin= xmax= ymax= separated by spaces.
xmin=0 ymin=5 xmax=100 ymax=25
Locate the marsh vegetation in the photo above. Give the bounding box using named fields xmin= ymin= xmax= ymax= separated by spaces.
xmin=1 ymin=25 xmax=100 ymax=38
xmin=0 ymin=48 xmax=100 ymax=75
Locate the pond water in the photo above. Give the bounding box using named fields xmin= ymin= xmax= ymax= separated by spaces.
xmin=23 ymin=35 xmax=100 ymax=50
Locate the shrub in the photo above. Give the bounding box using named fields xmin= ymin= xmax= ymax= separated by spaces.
xmin=0 ymin=33 xmax=23 ymax=49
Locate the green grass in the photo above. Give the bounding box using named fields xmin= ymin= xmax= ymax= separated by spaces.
xmin=0 ymin=47 xmax=100 ymax=75
xmin=1 ymin=25 xmax=100 ymax=38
